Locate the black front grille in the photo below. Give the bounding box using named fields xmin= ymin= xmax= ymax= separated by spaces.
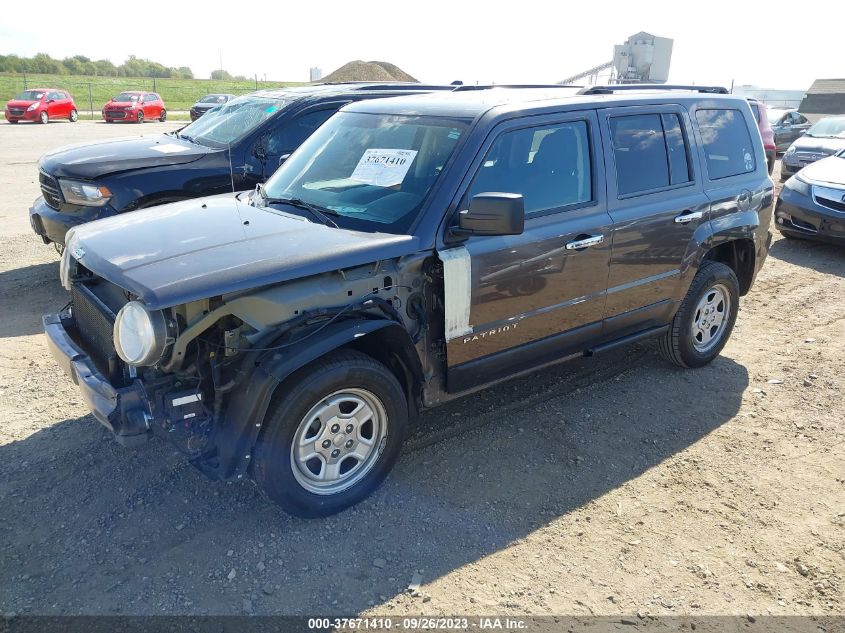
xmin=105 ymin=111 xmax=126 ymax=119
xmin=71 ymin=282 xmax=119 ymax=377
xmin=9 ymin=108 xmax=25 ymax=116
xmin=39 ymin=171 xmax=62 ymax=209
xmin=817 ymin=196 xmax=845 ymax=213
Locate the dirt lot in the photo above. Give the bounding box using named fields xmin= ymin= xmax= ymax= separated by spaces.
xmin=0 ymin=120 xmax=843 ymax=618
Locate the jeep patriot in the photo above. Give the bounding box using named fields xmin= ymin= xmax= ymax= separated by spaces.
xmin=45 ymin=85 xmax=773 ymax=516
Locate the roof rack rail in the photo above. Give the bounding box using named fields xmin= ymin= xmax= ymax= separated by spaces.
xmin=578 ymin=84 xmax=729 ymax=95
xmin=454 ymin=84 xmax=583 ymax=91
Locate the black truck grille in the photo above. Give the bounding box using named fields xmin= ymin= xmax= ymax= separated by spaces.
xmin=39 ymin=171 xmax=63 ymax=209
xmin=71 ymin=282 xmax=120 ymax=378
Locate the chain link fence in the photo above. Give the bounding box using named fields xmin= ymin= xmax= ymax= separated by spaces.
xmin=1 ymin=73 xmax=305 ymax=118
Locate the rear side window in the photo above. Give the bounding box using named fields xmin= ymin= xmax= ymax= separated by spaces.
xmin=468 ymin=120 xmax=592 ymax=215
xmin=695 ymin=109 xmax=756 ymax=179
xmin=610 ymin=113 xmax=691 ymax=195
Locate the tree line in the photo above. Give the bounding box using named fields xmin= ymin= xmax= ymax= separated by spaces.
xmin=0 ymin=53 xmax=195 ymax=79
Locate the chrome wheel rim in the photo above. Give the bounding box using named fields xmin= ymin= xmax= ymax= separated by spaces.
xmin=70 ymin=110 xmax=78 ymax=122
xmin=691 ymin=283 xmax=731 ymax=352
xmin=290 ymin=388 xmax=388 ymax=495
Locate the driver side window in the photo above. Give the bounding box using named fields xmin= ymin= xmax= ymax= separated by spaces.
xmin=467 ymin=121 xmax=593 ymax=215
xmin=267 ymin=109 xmax=336 ymax=155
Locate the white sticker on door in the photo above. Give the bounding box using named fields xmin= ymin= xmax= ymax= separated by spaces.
xmin=350 ymin=149 xmax=418 ymax=187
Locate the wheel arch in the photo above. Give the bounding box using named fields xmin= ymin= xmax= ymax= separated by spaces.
xmin=210 ymin=319 xmax=421 ymax=480
xmin=702 ymin=238 xmax=756 ymax=296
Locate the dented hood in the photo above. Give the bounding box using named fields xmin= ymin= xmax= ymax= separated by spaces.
xmin=68 ymin=193 xmax=420 ymax=309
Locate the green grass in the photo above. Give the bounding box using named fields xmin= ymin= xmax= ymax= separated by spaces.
xmin=0 ymin=73 xmax=308 ymax=111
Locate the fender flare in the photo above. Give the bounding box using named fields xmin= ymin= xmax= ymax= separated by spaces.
xmin=210 ymin=318 xmax=414 ymax=479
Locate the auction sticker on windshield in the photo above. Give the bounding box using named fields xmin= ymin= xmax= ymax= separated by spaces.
xmin=350 ymin=149 xmax=418 ymax=187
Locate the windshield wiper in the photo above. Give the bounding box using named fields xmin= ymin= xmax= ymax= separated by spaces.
xmin=256 ymin=186 xmax=339 ymax=228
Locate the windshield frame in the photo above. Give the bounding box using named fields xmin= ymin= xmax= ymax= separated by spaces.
xmin=261 ymin=111 xmax=472 ymax=235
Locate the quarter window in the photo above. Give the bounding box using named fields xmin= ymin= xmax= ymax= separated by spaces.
xmin=468 ymin=121 xmax=592 ymax=215
xmin=610 ymin=113 xmax=691 ymax=196
xmin=695 ymin=109 xmax=756 ymax=179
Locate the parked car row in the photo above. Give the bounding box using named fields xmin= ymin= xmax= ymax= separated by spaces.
xmin=5 ymin=89 xmax=245 ymax=124
xmin=32 ymin=82 xmax=780 ymax=517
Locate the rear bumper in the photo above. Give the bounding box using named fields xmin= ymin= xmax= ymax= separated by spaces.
xmin=43 ymin=312 xmax=151 ymax=445
xmin=30 ymin=195 xmax=114 ymax=245
xmin=775 ymin=187 xmax=845 ymax=245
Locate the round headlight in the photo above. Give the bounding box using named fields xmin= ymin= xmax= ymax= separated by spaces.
xmin=113 ymin=301 xmax=168 ymax=366
xmin=785 ymin=145 xmax=797 ymax=155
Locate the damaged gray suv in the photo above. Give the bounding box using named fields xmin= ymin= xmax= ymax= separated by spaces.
xmin=45 ymin=85 xmax=773 ymax=517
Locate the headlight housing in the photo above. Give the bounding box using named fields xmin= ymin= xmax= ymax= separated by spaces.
xmin=785 ymin=145 xmax=797 ymax=156
xmin=785 ymin=175 xmax=812 ymax=197
xmin=27 ymin=103 xmax=39 ymax=111
xmin=59 ymin=179 xmax=112 ymax=207
xmin=113 ymin=301 xmax=170 ymax=366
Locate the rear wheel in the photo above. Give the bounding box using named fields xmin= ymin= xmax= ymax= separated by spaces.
xmin=659 ymin=260 xmax=739 ymax=368
xmin=136 ymin=111 xmax=144 ymax=124
xmin=252 ymin=350 xmax=408 ymax=518
xmin=159 ymin=109 xmax=167 ymax=122
xmin=69 ymin=109 xmax=78 ymax=122
xmin=39 ymin=111 xmax=48 ymax=124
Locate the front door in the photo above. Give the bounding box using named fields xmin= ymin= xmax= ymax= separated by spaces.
xmin=443 ymin=112 xmax=613 ymax=392
xmin=597 ymin=106 xmax=710 ymax=340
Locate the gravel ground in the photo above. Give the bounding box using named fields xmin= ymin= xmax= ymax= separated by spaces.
xmin=0 ymin=120 xmax=843 ymax=618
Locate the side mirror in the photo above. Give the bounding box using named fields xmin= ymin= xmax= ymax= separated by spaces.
xmin=278 ymin=153 xmax=291 ymax=166
xmin=452 ymin=192 xmax=525 ymax=238
xmin=46 ymin=99 xmax=54 ymax=104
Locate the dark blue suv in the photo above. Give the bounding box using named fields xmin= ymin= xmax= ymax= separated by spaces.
xmin=46 ymin=85 xmax=773 ymax=517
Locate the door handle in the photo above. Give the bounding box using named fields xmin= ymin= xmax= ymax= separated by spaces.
xmin=674 ymin=210 xmax=704 ymax=224
xmin=565 ymin=234 xmax=604 ymax=250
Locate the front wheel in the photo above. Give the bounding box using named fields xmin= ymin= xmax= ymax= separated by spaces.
xmin=159 ymin=109 xmax=167 ymax=122
xmin=252 ymin=350 xmax=407 ymax=518
xmin=658 ymin=260 xmax=739 ymax=368
xmin=39 ymin=111 xmax=48 ymax=124
xmin=136 ymin=111 xmax=144 ymax=124
xmin=69 ymin=109 xmax=78 ymax=122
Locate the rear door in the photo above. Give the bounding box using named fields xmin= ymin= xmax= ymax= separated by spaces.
xmin=443 ymin=111 xmax=613 ymax=392
xmin=598 ymin=105 xmax=710 ymax=340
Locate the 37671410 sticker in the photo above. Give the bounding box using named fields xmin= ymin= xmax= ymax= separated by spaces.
xmin=350 ymin=148 xmax=418 ymax=187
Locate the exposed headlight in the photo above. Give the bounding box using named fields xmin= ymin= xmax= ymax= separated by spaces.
xmin=113 ymin=301 xmax=170 ymax=366
xmin=27 ymin=103 xmax=39 ymax=111
xmin=785 ymin=175 xmax=811 ymax=197
xmin=59 ymin=179 xmax=112 ymax=207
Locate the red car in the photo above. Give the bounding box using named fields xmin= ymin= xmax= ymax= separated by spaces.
xmin=748 ymin=98 xmax=776 ymax=174
xmin=102 ymin=91 xmax=167 ymax=123
xmin=5 ymin=88 xmax=78 ymax=124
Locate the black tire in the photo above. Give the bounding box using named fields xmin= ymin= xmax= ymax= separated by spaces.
xmin=69 ymin=109 xmax=78 ymax=122
xmin=159 ymin=109 xmax=167 ymax=122
xmin=136 ymin=111 xmax=144 ymax=124
xmin=8 ymin=120 xmax=18 ymax=124
xmin=39 ymin=111 xmax=48 ymax=124
xmin=658 ymin=260 xmax=740 ymax=368
xmin=252 ymin=350 xmax=408 ymax=518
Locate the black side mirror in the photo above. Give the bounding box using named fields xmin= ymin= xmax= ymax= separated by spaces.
xmin=278 ymin=153 xmax=291 ymax=166
xmin=451 ymin=192 xmax=525 ymax=238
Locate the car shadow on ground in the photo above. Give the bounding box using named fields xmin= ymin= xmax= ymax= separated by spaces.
xmin=0 ymin=260 xmax=64 ymax=337
xmin=768 ymin=235 xmax=845 ymax=277
xmin=0 ymin=345 xmax=749 ymax=616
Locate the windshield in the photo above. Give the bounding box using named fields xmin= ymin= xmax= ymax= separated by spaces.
xmin=178 ymin=95 xmax=291 ymax=147
xmin=199 ymin=94 xmax=230 ymax=104
xmin=263 ymin=112 xmax=468 ymax=234
xmin=113 ymin=92 xmax=139 ymax=102
xmin=14 ymin=90 xmax=45 ymax=101
xmin=806 ymin=118 xmax=845 ymax=138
